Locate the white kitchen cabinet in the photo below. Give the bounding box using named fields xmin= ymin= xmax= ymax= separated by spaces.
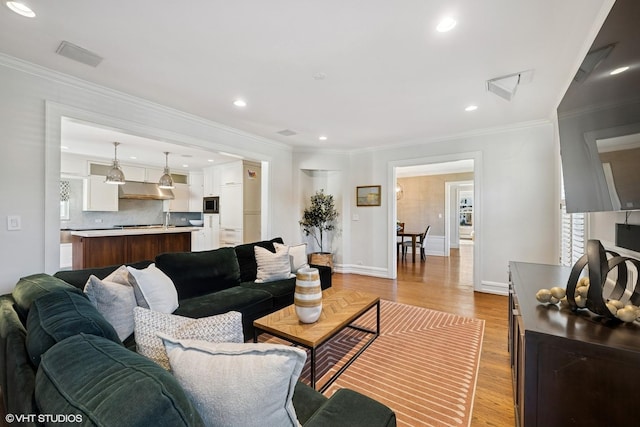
xmin=60 ymin=243 xmax=73 ymax=269
xmin=191 ymin=230 xmax=206 ymax=251
xmin=188 ymin=171 xmax=204 ymax=212
xmin=220 ymin=183 xmax=243 ymax=229
xmin=164 ymin=183 xmax=190 ymax=212
xmin=203 ymin=166 xmax=221 ymax=196
xmin=219 ymin=227 xmax=242 ymax=247
xmin=82 ymin=175 xmax=118 ymax=211
xmin=220 ymin=161 xmax=243 ymax=185
xmin=191 ymin=214 xmax=219 ymax=251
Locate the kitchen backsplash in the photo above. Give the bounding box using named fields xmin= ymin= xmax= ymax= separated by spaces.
xmin=60 ymin=178 xmax=201 ymax=230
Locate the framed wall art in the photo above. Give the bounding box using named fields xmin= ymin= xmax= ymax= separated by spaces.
xmin=356 ymin=185 xmax=381 ymax=206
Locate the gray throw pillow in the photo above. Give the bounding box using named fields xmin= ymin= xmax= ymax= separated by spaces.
xmin=161 ymin=336 xmax=306 ymax=427
xmin=133 ymin=307 xmax=243 ymax=370
xmin=84 ymin=265 xmax=137 ymax=341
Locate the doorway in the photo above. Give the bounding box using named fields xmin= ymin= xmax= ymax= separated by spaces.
xmin=390 ymin=153 xmax=480 ymax=291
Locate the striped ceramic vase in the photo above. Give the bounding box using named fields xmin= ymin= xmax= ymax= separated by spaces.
xmin=294 ymin=267 xmax=323 ymax=323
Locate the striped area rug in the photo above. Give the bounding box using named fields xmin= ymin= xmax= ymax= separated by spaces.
xmin=261 ymin=300 xmax=485 ymax=427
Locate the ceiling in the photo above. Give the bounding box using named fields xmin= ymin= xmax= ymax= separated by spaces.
xmin=1 ymin=0 xmax=612 ymax=161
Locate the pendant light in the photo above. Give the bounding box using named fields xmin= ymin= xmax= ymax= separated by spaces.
xmin=158 ymin=152 xmax=174 ymax=189
xmin=105 ymin=142 xmax=126 ymax=185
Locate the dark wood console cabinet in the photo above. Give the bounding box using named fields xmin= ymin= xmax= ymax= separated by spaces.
xmin=508 ymin=262 xmax=640 ymax=427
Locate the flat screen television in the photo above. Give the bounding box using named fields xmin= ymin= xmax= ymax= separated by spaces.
xmin=558 ymin=0 xmax=640 ymax=213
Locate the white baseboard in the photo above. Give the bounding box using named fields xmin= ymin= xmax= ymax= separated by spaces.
xmin=480 ymin=280 xmax=509 ymax=295
xmin=333 ymin=264 xmax=391 ymax=278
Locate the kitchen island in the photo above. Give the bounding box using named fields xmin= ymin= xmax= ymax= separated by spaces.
xmin=71 ymin=227 xmax=198 ymax=269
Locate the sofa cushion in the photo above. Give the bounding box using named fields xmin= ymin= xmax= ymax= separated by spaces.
xmin=155 ymin=248 xmax=241 ymax=300
xmin=235 ymin=237 xmax=284 ymax=282
xmin=240 ymin=278 xmax=296 ymax=310
xmin=35 ymin=333 xmax=204 ymax=427
xmin=127 ymin=263 xmax=179 ymax=313
xmin=26 ymin=289 xmax=121 ymax=367
xmin=304 ymin=388 xmax=397 ymax=427
xmin=0 ymin=297 xmax=39 ymax=418
xmin=133 ymin=307 xmax=243 ymax=370
xmin=173 ymin=286 xmax=273 ymax=339
xmin=53 ymin=260 xmax=153 ymax=290
xmin=12 ymin=273 xmax=84 ymax=322
xmin=254 ymin=246 xmax=295 ymax=283
xmin=161 ymin=337 xmax=306 ymax=427
xmin=84 ymin=266 xmax=137 ymax=341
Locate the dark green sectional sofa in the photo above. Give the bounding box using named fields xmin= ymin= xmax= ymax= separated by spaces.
xmin=0 ymin=238 xmax=396 ymax=427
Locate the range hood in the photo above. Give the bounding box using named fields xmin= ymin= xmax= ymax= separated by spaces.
xmin=118 ymin=182 xmax=174 ymax=200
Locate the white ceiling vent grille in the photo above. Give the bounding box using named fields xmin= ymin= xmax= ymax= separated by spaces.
xmin=55 ymin=41 xmax=103 ymax=67
xmin=277 ymin=129 xmax=297 ymax=136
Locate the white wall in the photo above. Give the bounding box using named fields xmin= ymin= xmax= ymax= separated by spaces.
xmin=0 ymin=55 xmax=296 ymax=294
xmin=1 ymin=53 xmax=563 ymax=297
xmin=345 ymin=124 xmax=560 ymax=292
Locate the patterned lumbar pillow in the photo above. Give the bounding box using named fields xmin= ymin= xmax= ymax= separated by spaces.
xmin=254 ymin=246 xmax=295 ymax=283
xmin=160 ymin=336 xmax=306 ymax=427
xmin=133 ymin=307 xmax=243 ymax=370
xmin=274 ymin=242 xmax=309 ymax=273
xmin=84 ymin=265 xmax=137 ymax=341
xmin=127 ymin=263 xmax=178 ymax=313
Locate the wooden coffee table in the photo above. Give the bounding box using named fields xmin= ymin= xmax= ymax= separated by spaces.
xmin=253 ymin=288 xmax=380 ymax=391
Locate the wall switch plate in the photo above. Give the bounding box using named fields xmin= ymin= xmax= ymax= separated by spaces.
xmin=7 ymin=215 xmax=21 ymax=231
xmin=352 ymin=214 xmax=360 ymax=221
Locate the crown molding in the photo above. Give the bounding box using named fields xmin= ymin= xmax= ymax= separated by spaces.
xmin=0 ymin=52 xmax=291 ymax=152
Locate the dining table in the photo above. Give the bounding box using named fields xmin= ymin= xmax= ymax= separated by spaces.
xmin=397 ymin=230 xmax=423 ymax=263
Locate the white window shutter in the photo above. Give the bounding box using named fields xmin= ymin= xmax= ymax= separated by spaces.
xmin=560 ymin=200 xmax=585 ymax=266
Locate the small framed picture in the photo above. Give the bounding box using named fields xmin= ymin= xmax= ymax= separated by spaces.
xmin=356 ymin=185 xmax=381 ymax=206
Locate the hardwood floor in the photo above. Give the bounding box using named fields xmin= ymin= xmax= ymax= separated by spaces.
xmin=332 ymin=242 xmax=515 ymax=426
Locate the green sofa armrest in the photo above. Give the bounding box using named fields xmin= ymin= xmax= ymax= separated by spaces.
xmin=303 ymin=388 xmax=396 ymax=427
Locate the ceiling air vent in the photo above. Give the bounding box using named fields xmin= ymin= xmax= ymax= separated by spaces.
xmin=55 ymin=41 xmax=103 ymax=67
xmin=486 ymin=69 xmax=534 ymax=101
xmin=277 ymin=129 xmax=297 ymax=136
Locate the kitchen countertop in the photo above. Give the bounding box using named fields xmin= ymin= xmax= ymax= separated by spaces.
xmin=70 ymin=226 xmax=200 ymax=238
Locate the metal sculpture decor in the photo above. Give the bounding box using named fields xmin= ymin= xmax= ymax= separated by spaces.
xmin=536 ymin=240 xmax=640 ymax=323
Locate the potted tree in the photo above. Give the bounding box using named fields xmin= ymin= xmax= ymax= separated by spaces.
xmin=300 ymin=189 xmax=339 ymax=271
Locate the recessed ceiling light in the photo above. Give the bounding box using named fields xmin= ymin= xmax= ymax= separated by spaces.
xmin=129 ymin=156 xmax=137 ymax=160
xmin=182 ymin=164 xmax=189 ymax=168
xmin=436 ymin=17 xmax=457 ymax=32
xmin=465 ymin=105 xmax=478 ymax=112
xmin=610 ymin=66 xmax=629 ymax=75
xmin=61 ymin=145 xmax=69 ymax=150
xmin=319 ymin=136 xmax=328 ymax=141
xmin=6 ymin=2 xmax=35 ymax=18
xmin=207 ymin=159 xmax=214 ymax=163
xmin=233 ymin=99 xmax=247 ymax=107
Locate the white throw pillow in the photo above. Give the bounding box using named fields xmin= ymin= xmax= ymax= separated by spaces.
xmin=160 ymin=336 xmax=306 ymax=427
xmin=83 ymin=265 xmax=136 ymax=341
xmin=274 ymin=242 xmax=309 ymax=273
xmin=254 ymin=246 xmax=295 ymax=283
xmin=126 ymin=263 xmax=178 ymax=313
xmin=133 ymin=307 xmax=243 ymax=370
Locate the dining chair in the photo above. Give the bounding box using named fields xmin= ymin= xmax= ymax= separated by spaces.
xmin=396 ymin=222 xmax=405 ymax=260
xmin=402 ymin=225 xmax=431 ymax=261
